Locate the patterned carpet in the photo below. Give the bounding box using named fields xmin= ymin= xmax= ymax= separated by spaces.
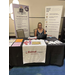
xmin=9 ymin=59 xmax=65 ymax=75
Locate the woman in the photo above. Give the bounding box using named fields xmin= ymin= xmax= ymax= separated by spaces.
xmin=35 ymin=22 xmax=46 ymax=37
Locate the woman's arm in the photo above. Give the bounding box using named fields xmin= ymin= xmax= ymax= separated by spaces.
xmin=44 ymin=29 xmax=46 ymax=34
xmin=34 ymin=29 xmax=37 ymax=37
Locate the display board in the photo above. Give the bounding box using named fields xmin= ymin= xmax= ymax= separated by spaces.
xmin=13 ymin=4 xmax=29 ymax=37
xmin=45 ymin=6 xmax=63 ymax=39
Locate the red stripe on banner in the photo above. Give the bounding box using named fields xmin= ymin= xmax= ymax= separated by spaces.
xmin=47 ymin=35 xmax=52 ymax=36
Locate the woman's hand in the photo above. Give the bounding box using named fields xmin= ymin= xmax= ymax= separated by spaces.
xmin=35 ymin=36 xmax=37 ymax=39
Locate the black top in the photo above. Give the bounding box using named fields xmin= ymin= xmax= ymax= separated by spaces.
xmin=37 ymin=29 xmax=44 ymax=37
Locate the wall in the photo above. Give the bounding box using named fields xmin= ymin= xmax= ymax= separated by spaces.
xmin=9 ymin=0 xmax=65 ymax=36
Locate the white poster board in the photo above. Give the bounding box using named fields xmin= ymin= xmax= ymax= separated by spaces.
xmin=13 ymin=4 xmax=29 ymax=37
xmin=45 ymin=6 xmax=63 ymax=39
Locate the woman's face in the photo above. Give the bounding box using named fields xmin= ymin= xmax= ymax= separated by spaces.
xmin=38 ymin=24 xmax=42 ymax=29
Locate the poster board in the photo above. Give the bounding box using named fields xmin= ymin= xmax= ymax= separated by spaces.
xmin=45 ymin=6 xmax=63 ymax=39
xmin=13 ymin=4 xmax=29 ymax=37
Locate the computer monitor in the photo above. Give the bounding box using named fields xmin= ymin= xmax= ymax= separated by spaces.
xmin=37 ymin=34 xmax=47 ymax=39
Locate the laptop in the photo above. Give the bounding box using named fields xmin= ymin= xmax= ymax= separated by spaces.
xmin=37 ymin=34 xmax=47 ymax=39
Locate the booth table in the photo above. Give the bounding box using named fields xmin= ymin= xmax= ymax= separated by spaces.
xmin=9 ymin=37 xmax=65 ymax=66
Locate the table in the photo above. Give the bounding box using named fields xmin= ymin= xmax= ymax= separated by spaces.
xmin=9 ymin=37 xmax=65 ymax=66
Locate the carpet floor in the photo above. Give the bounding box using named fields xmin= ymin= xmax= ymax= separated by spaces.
xmin=9 ymin=59 xmax=65 ymax=75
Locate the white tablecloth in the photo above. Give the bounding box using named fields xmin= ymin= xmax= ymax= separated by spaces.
xmin=22 ymin=40 xmax=46 ymax=64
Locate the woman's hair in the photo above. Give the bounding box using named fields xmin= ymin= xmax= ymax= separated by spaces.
xmin=37 ymin=22 xmax=42 ymax=28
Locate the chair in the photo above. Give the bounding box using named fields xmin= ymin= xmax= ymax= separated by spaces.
xmin=16 ymin=29 xmax=25 ymax=38
xmin=34 ymin=28 xmax=37 ymax=36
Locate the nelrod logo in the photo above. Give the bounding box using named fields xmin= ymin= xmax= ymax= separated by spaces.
xmin=25 ymin=51 xmax=37 ymax=54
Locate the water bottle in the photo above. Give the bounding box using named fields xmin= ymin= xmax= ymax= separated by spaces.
xmin=29 ymin=40 xmax=31 ymax=45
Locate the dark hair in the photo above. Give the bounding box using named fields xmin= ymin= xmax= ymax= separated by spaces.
xmin=38 ymin=22 xmax=42 ymax=28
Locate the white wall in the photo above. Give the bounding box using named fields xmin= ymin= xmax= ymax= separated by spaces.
xmin=9 ymin=0 xmax=65 ymax=36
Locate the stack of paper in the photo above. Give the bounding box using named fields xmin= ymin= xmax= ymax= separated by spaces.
xmin=9 ymin=39 xmax=16 ymax=47
xmin=48 ymin=40 xmax=62 ymax=45
xmin=9 ymin=42 xmax=13 ymax=47
xmin=48 ymin=41 xmax=56 ymax=44
xmin=54 ymin=40 xmax=62 ymax=44
xmin=11 ymin=39 xmax=23 ymax=47
xmin=12 ymin=42 xmax=22 ymax=47
xmin=28 ymin=37 xmax=37 ymax=40
xmin=9 ymin=39 xmax=16 ymax=43
xmin=15 ymin=39 xmax=23 ymax=42
xmin=32 ymin=42 xmax=41 ymax=45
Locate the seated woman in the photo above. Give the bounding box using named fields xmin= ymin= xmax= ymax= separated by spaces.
xmin=35 ymin=22 xmax=46 ymax=37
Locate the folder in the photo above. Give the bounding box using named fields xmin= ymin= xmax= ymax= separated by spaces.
xmin=15 ymin=39 xmax=23 ymax=42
